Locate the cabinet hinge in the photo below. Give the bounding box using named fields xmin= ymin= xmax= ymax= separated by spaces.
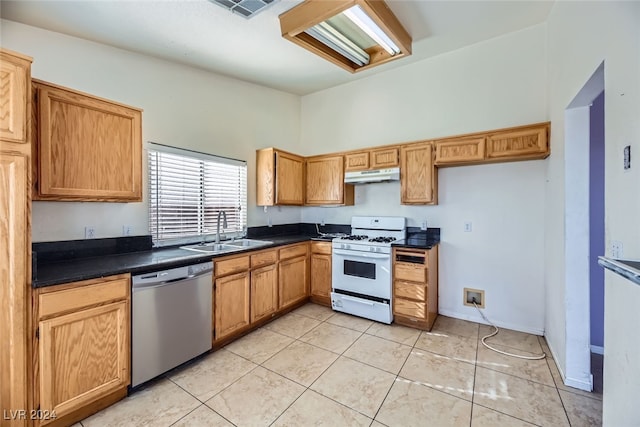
xmin=35 ymin=327 xmax=39 ymax=339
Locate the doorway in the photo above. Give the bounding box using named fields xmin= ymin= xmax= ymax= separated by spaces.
xmin=564 ymin=62 xmax=605 ymax=391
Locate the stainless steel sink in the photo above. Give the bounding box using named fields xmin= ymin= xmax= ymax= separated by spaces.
xmin=225 ymin=239 xmax=273 ymax=248
xmin=180 ymin=239 xmax=272 ymax=253
xmin=180 ymin=243 xmax=240 ymax=254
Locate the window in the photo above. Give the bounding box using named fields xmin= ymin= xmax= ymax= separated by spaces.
xmin=148 ymin=143 xmax=247 ymax=245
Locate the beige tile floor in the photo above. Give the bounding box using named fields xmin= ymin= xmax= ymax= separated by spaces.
xmin=78 ymin=303 xmax=602 ymax=427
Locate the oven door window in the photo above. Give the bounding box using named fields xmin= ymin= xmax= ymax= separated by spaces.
xmin=343 ymin=260 xmax=376 ymax=280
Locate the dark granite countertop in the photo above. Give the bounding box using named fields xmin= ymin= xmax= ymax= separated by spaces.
xmin=391 ymin=238 xmax=440 ymax=250
xmin=392 ymin=227 xmax=440 ymax=250
xmin=33 ymin=234 xmax=311 ymax=288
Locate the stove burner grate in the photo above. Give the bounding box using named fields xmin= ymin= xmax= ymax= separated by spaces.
xmin=368 ymin=236 xmax=397 ymax=243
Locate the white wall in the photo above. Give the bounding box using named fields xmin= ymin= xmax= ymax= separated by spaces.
xmin=0 ymin=20 xmax=303 ymax=242
xmin=544 ymin=1 xmax=640 ymax=422
xmin=301 ymin=25 xmax=548 ymax=333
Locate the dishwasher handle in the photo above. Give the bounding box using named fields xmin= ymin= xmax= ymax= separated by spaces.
xmin=132 ymin=261 xmax=213 ymax=289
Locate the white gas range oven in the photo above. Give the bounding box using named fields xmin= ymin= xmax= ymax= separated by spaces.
xmin=331 ymin=216 xmax=406 ymax=324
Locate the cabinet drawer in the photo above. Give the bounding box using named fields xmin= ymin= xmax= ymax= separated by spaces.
xmin=251 ymin=250 xmax=277 ymax=268
xmin=394 ymin=298 xmax=426 ymax=319
xmin=394 ymin=263 xmax=426 ymax=283
xmin=39 ymin=275 xmax=129 ymax=319
xmin=215 ymin=255 xmax=250 ymax=276
xmin=395 ymin=281 xmax=426 ymax=301
xmin=311 ymin=241 xmax=332 ymax=255
xmin=279 ymin=243 xmax=308 ymax=260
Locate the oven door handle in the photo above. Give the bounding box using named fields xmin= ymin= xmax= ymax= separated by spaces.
xmin=333 ymin=249 xmax=390 ymax=259
xmin=340 ymin=295 xmax=376 ymax=306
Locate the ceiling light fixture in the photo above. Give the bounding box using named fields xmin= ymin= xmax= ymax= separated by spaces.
xmin=305 ymin=22 xmax=370 ymax=66
xmin=342 ymin=5 xmax=399 ymax=56
xmin=279 ymin=0 xmax=411 ymax=73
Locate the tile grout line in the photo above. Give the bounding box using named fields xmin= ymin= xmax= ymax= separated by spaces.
xmin=469 ymin=324 xmax=480 ymax=427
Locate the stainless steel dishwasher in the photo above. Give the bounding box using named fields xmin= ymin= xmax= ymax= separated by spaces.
xmin=131 ymin=261 xmax=213 ymax=388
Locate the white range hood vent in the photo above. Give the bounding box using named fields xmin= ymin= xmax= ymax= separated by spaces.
xmin=344 ymin=167 xmax=400 ymax=184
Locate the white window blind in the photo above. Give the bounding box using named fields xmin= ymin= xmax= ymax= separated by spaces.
xmin=148 ymin=143 xmax=247 ymax=244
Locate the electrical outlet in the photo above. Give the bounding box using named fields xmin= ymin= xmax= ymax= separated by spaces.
xmin=612 ymin=241 xmax=623 ymax=258
xmin=464 ymin=221 xmax=472 ymax=232
xmin=122 ymin=225 xmax=133 ymax=236
xmin=321 ymin=219 xmax=325 ymax=226
xmin=464 ymin=288 xmax=485 ymax=308
xmin=421 ymin=220 xmax=427 ymax=230
xmin=268 ymin=217 xmax=272 ymax=227
xmin=84 ymin=226 xmax=96 ymax=239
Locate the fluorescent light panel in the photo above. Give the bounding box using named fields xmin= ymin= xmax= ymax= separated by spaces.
xmin=342 ymin=5 xmax=400 ymax=55
xmin=305 ymin=22 xmax=370 ymax=66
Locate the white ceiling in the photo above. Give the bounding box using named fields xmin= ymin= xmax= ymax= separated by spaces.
xmin=0 ymin=0 xmax=554 ymax=95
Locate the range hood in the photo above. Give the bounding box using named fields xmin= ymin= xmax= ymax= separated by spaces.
xmin=344 ymin=167 xmax=400 ymax=184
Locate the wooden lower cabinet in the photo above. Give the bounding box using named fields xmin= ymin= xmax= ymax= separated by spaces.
xmin=214 ymin=271 xmax=250 ymax=340
xmin=279 ymin=254 xmax=308 ymax=310
xmin=34 ymin=274 xmax=130 ymax=426
xmin=277 ymin=242 xmax=309 ymax=310
xmin=392 ymin=247 xmax=438 ymax=331
xmin=251 ymin=263 xmax=278 ymax=323
xmin=310 ymin=242 xmax=332 ymax=306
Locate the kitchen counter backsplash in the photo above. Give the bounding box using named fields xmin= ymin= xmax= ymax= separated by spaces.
xmin=248 ymin=222 xmax=351 ymax=238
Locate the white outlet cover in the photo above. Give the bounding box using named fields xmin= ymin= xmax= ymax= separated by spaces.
xmin=464 ymin=222 xmax=472 ymax=232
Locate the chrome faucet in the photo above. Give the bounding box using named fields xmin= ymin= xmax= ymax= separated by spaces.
xmin=215 ymin=211 xmax=228 ymax=244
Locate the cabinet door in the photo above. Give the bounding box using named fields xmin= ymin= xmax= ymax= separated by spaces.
xmin=0 ymin=50 xmax=31 ymax=143
xmin=370 ymin=147 xmax=399 ymax=169
xmin=344 ymin=151 xmax=369 ymax=171
xmin=310 ymin=253 xmax=332 ymax=302
xmin=306 ymin=155 xmax=345 ymax=205
xmin=0 ymin=152 xmax=30 ymax=421
xmin=251 ymin=263 xmax=278 ymax=323
xmin=215 ymin=272 xmax=250 ymax=340
xmin=486 ymin=125 xmax=548 ymax=159
xmin=278 ymin=255 xmax=308 ymax=309
xmin=34 ymin=81 xmax=142 ymax=201
xmin=434 ymin=137 xmax=486 ymax=166
xmin=400 ymin=143 xmax=437 ymax=205
xmin=275 ymin=151 xmax=304 ymax=205
xmin=38 ymin=301 xmax=129 ymax=422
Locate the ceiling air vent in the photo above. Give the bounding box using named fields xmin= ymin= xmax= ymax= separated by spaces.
xmin=209 ymin=0 xmax=278 ymax=19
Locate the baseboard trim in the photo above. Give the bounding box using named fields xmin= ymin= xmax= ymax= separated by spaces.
xmin=438 ymin=309 xmax=544 ymax=336
xmin=565 ymin=375 xmax=593 ymax=392
xmin=590 ymin=345 xmax=604 ymax=355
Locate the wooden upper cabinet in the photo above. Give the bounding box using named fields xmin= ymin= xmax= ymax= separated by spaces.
xmin=434 ymin=122 xmax=550 ymax=166
xmin=0 ymin=49 xmax=31 ymax=143
xmin=256 ymin=147 xmax=304 ymax=206
xmin=344 ymin=151 xmax=369 ymax=171
xmin=370 ymin=147 xmax=399 ymax=169
xmin=400 ymin=142 xmax=437 ymax=205
xmin=486 ymin=124 xmax=549 ymax=160
xmin=435 ymin=137 xmax=486 ymax=166
xmin=305 ymin=155 xmax=354 ymax=206
xmin=344 ymin=147 xmax=399 ymax=172
xmin=32 ymin=80 xmax=142 ymax=201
